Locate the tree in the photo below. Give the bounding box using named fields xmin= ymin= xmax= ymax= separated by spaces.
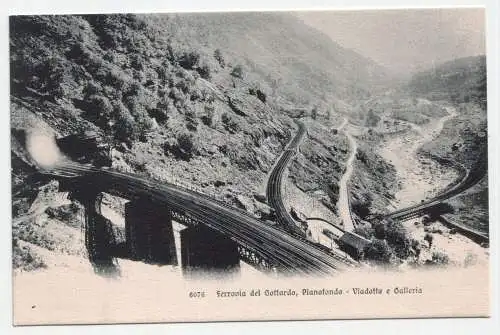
xmin=84 ymin=95 xmax=113 ymax=129
xmin=385 ymin=220 xmax=412 ymax=259
xmin=113 ymin=103 xmax=136 ymax=144
xmin=352 ymin=199 xmax=372 ymax=218
xmin=364 ymin=239 xmax=393 ymax=263
xmin=38 ymin=58 xmax=66 ymax=101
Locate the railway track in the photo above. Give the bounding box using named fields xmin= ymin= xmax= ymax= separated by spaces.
xmin=46 ymin=160 xmax=350 ymax=275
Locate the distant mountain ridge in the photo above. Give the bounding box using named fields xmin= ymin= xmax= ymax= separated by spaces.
xmin=408 ymin=55 xmax=486 ymax=106
xmin=146 ymin=12 xmax=392 ymax=106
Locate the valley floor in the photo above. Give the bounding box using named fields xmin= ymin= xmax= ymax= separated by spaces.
xmin=378 ymin=106 xmax=459 ymax=210
xmin=377 ymin=105 xmax=488 ymax=266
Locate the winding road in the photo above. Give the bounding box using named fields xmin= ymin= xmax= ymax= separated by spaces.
xmin=336 ymin=118 xmax=357 ymax=231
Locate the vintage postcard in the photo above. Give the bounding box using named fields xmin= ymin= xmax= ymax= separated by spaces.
xmin=10 ymin=8 xmax=489 ymax=325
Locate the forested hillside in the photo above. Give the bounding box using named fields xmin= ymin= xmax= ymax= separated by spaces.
xmin=408 ymin=55 xmax=486 ymax=107
xmin=10 ymin=13 xmax=390 ymax=270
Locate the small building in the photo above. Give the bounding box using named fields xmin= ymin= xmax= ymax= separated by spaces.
xmin=338 ymin=231 xmax=372 ymax=260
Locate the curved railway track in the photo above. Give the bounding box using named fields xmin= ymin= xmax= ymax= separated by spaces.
xmin=45 ymin=160 xmax=352 ymax=276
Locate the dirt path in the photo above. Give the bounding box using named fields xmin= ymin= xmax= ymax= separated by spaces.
xmin=337 ymin=118 xmax=357 ymax=231
xmin=379 ymin=106 xmax=458 ymax=210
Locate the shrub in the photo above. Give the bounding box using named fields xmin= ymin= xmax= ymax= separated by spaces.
xmin=430 ymin=251 xmax=449 ymax=266
xmin=13 ymin=243 xmax=47 ymax=271
xmin=66 ymin=43 xmax=88 ymax=64
xmin=104 ymin=69 xmax=129 ymax=91
xmin=178 ymin=51 xmax=200 ymax=70
xmin=184 ymin=105 xmax=198 ymax=131
xmin=132 ymin=69 xmax=146 ymax=82
xmin=178 ymin=133 xmax=194 ymax=153
xmin=123 ymin=83 xmax=157 ymax=113
xmin=411 ymin=239 xmax=422 ymax=259
xmin=113 ymin=103 xmax=136 ymax=143
xmin=189 ymin=87 xmax=202 ymax=101
xmin=366 ymin=109 xmax=380 ymax=127
xmin=385 ymin=220 xmax=412 ymax=259
xmin=214 ymin=49 xmax=225 ymax=68
xmin=201 ymin=105 xmax=215 ymax=127
xmin=46 ymin=203 xmax=81 ymax=223
xmin=424 ymin=233 xmax=434 ymax=247
xmin=155 ymin=64 xmax=169 ymax=84
xmin=354 ymin=225 xmax=374 ymax=239
xmin=364 ymin=239 xmax=393 ymax=263
xmin=147 ymin=107 xmax=168 ymax=124
xmin=221 ymin=112 xmax=239 ymax=133
xmin=249 ymin=87 xmax=266 ymax=103
xmin=134 ymin=112 xmax=155 ymax=141
xmin=169 ymin=87 xmax=186 ymax=105
xmin=37 ymin=57 xmax=66 ymax=100
xmin=352 ymin=199 xmax=372 ymax=218
xmin=83 ymin=82 xmax=102 ymax=99
xmin=10 ymin=54 xmax=37 ymax=88
xmin=356 ymin=150 xmax=369 ymax=165
xmin=196 ymin=61 xmax=211 ymax=80
xmin=163 ymin=132 xmax=196 ymax=160
xmin=200 ymin=87 xmax=215 ymax=103
xmin=103 ymin=51 xmax=115 ymax=62
xmin=85 ymin=54 xmax=105 ymax=76
xmin=373 ymin=222 xmax=386 ymax=239
xmin=83 ymin=15 xmax=120 ymax=49
xmin=129 ymin=54 xmax=144 ymax=71
xmin=231 ymin=64 xmax=244 ymax=79
xmin=311 ymin=106 xmax=318 ymax=120
xmin=85 ymin=94 xmax=113 ymax=129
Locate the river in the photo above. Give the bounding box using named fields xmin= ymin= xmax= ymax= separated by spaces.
xmin=378 ymin=105 xmax=459 ymax=210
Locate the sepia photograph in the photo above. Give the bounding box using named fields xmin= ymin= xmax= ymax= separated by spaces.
xmin=8 ymin=5 xmax=493 ymax=326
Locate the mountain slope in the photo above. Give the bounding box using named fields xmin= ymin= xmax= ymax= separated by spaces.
xmin=147 ymin=12 xmax=391 ymax=106
xmin=408 ymin=55 xmax=486 ymax=107
xmin=10 ymin=13 xmax=388 ymax=271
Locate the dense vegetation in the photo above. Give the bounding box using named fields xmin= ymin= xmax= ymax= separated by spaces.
xmin=11 ymin=13 xmax=394 ymax=271
xmin=146 ymin=13 xmax=391 ymax=106
xmin=408 ymin=55 xmax=486 ymax=108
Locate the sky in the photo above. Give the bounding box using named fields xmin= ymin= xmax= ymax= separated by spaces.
xmin=296 ymin=8 xmax=485 ymax=75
